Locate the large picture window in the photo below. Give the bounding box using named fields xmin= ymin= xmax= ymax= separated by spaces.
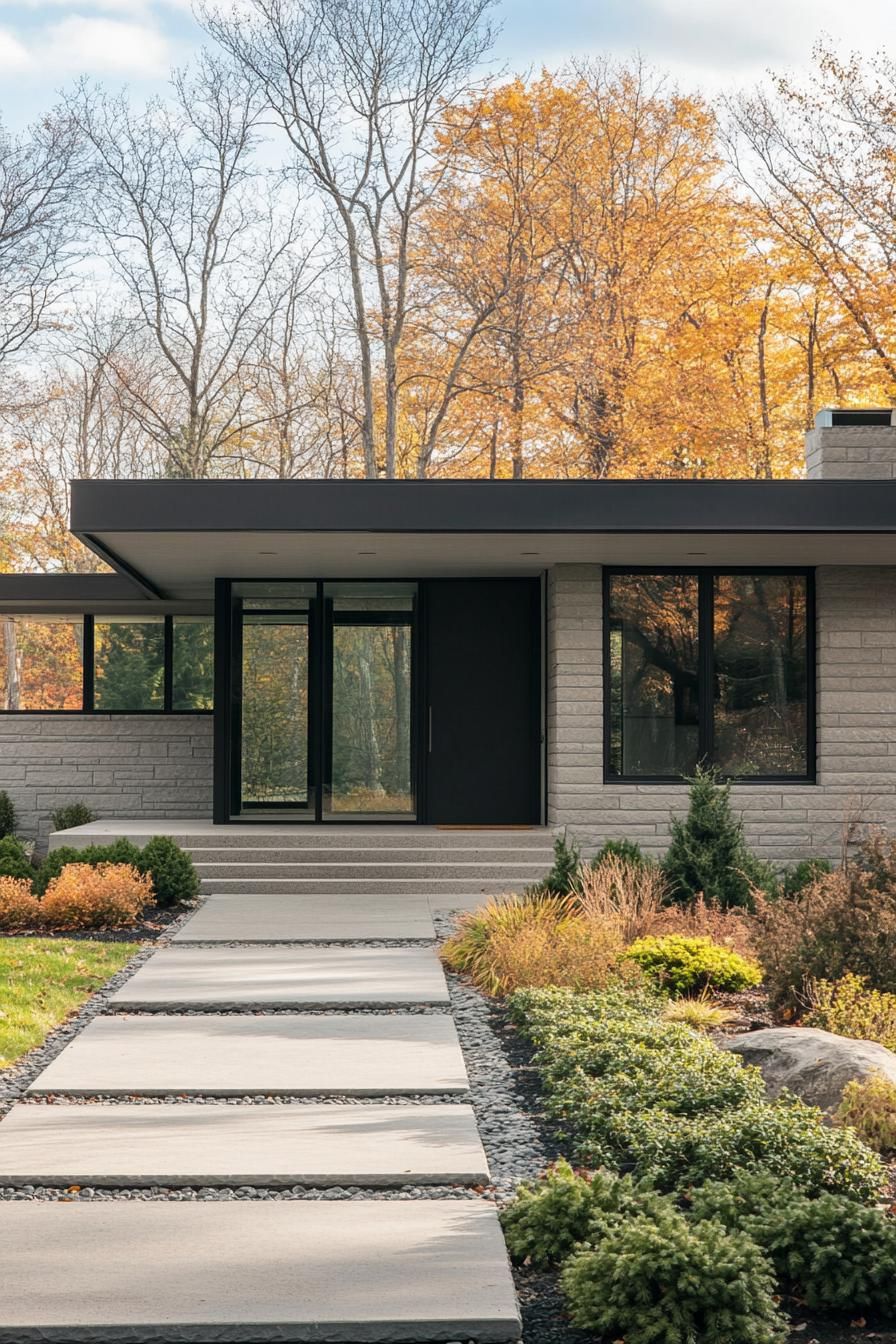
xmin=605 ymin=570 xmax=813 ymax=782
xmin=0 ymin=613 xmax=213 ymax=713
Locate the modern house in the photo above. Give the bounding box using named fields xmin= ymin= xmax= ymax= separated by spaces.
xmin=2 ymin=408 xmax=896 ymax=868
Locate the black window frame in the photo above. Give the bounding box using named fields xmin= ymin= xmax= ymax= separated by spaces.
xmin=0 ymin=613 xmax=214 ymax=715
xmin=602 ymin=566 xmax=816 ymax=785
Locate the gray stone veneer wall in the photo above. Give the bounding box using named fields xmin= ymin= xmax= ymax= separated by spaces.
xmin=805 ymin=425 xmax=896 ymax=479
xmin=546 ymin=563 xmax=896 ymax=865
xmin=0 ymin=715 xmax=213 ymax=849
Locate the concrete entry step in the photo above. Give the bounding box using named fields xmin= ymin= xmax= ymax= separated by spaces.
xmin=0 ymin=1102 xmax=489 ymax=1187
xmin=110 ymin=946 xmax=449 ymax=1010
xmin=27 ymin=1014 xmax=469 ymax=1097
xmin=173 ymin=893 xmax=437 ymax=943
xmin=194 ymin=861 xmax=547 ymax=883
xmin=0 ymin=1199 xmax=521 ymax=1342
xmin=200 ymin=877 xmax=525 ymax=895
xmin=187 ymin=845 xmax=553 ymax=863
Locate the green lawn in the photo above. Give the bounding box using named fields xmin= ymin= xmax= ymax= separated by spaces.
xmin=0 ymin=938 xmax=139 ymax=1068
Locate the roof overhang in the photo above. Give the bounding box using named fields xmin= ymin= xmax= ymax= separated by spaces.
xmin=67 ymin=477 xmax=896 ymax=601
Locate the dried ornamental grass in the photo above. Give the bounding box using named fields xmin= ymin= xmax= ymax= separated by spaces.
xmin=0 ymin=876 xmax=43 ymax=931
xmin=650 ymin=895 xmax=757 ymax=959
xmin=572 ymin=855 xmax=667 ymax=944
xmin=483 ymin=917 xmax=638 ymax=995
xmin=661 ymin=996 xmax=735 ymax=1031
xmin=41 ymin=863 xmax=152 ymax=929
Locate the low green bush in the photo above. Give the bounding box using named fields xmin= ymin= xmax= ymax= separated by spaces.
xmin=561 ymin=1208 xmax=786 ymax=1344
xmin=591 ymin=837 xmax=652 ymax=869
xmin=0 ymin=836 xmax=35 ymax=882
xmin=780 ymin=857 xmax=833 ymax=900
xmin=34 ymin=836 xmax=197 ymax=907
xmin=50 ymin=803 xmax=97 ymax=832
xmin=500 ymin=1159 xmax=673 ymax=1269
xmin=624 ymin=933 xmax=762 ymax=995
xmin=509 ymin=986 xmax=885 ymax=1203
xmin=0 ymin=790 xmax=16 ymax=839
xmin=136 ymin=835 xmax=199 ymax=908
xmin=688 ymin=1171 xmax=896 ymax=1315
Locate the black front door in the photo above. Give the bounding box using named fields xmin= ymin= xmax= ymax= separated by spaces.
xmin=422 ymin=579 xmax=542 ymax=825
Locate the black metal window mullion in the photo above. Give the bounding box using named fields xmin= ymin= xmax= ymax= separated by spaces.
xmin=82 ymin=615 xmax=95 ymax=711
xmin=697 ymin=572 xmax=714 ymax=768
xmin=163 ymin=616 xmax=173 ymax=712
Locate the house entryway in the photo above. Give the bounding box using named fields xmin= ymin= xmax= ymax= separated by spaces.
xmin=213 ymin=578 xmax=543 ymax=827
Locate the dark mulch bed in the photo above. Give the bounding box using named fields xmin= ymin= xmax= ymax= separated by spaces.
xmin=0 ymin=902 xmax=194 ymax=943
xmin=486 ymin=988 xmax=896 ymax=1344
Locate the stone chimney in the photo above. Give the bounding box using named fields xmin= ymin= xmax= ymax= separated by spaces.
xmin=805 ymin=408 xmax=896 ymax=479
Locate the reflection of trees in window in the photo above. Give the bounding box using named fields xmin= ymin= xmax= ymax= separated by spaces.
xmin=172 ymin=617 xmax=214 ymax=710
xmin=714 ymin=575 xmax=807 ymax=776
xmin=94 ymin=620 xmax=164 ymax=710
xmin=241 ymin=619 xmax=309 ymax=805
xmin=607 ymin=574 xmax=699 ymax=778
xmin=0 ymin=616 xmax=83 ymax=710
xmin=606 ymin=571 xmax=810 ymax=780
xmin=331 ymin=623 xmax=412 ymax=813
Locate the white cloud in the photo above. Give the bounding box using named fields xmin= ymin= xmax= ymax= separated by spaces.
xmin=0 ymin=24 xmax=30 ymax=69
xmin=43 ymin=14 xmax=171 ymax=75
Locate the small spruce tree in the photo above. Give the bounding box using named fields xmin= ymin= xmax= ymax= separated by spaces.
xmin=663 ymin=766 xmax=771 ymax=909
xmin=0 ymin=790 xmax=16 ymax=839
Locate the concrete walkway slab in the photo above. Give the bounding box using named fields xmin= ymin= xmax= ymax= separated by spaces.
xmin=0 ymin=1102 xmax=489 ymax=1186
xmin=110 ymin=946 xmax=449 ymax=1010
xmin=27 ymin=1014 xmax=469 ymax=1096
xmin=173 ymin=892 xmax=436 ymax=942
xmin=0 ymin=1199 xmax=521 ymax=1342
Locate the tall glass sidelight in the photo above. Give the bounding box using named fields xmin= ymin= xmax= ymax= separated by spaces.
xmin=324 ymin=582 xmax=415 ymax=819
xmin=233 ymin=582 xmax=315 ymax=818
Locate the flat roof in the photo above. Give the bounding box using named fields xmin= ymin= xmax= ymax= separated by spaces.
xmin=44 ymin=476 xmax=896 ymax=599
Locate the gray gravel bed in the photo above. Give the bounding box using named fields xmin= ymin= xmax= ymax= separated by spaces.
xmin=18 ymin=1092 xmax=472 ymax=1106
xmin=0 ymin=1183 xmax=485 ymax=1202
xmin=434 ymin=915 xmax=548 ymax=1206
xmin=104 ymin=1003 xmax=450 ymax=1016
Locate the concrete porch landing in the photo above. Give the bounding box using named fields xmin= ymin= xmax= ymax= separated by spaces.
xmin=49 ymin=820 xmax=555 ymax=905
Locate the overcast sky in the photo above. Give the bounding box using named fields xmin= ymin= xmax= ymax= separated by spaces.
xmin=3 ymin=0 xmax=896 ymax=126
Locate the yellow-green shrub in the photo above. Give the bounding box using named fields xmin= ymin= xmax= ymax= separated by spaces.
xmin=625 ymin=934 xmax=762 ymax=996
xmin=805 ymin=973 xmax=896 ymax=1050
xmin=41 ymin=863 xmax=152 ymax=929
xmin=836 ymin=1074 xmax=896 ymax=1154
xmin=0 ymin=876 xmax=42 ymax=930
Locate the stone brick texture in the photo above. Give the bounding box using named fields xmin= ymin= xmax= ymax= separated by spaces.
xmin=0 ymin=715 xmax=213 ymax=849
xmin=546 ymin=563 xmax=896 ymax=866
xmin=805 ymin=425 xmax=896 ymax=479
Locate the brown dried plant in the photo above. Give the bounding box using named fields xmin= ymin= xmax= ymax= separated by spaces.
xmin=571 ymin=856 xmax=667 ymax=944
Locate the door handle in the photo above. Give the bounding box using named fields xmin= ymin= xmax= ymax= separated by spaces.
xmin=428 ymin=706 xmax=432 ymax=753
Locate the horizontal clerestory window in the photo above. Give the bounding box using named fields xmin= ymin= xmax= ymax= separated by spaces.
xmin=0 ymin=614 xmax=214 ymax=712
xmin=604 ymin=570 xmax=813 ymax=782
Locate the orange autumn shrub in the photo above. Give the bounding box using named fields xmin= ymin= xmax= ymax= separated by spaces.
xmin=0 ymin=876 xmax=42 ymax=930
xmin=41 ymin=863 xmax=151 ymax=929
xmin=650 ymin=895 xmax=756 ymax=960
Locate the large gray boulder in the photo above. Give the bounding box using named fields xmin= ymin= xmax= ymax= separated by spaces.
xmin=722 ymin=1026 xmax=896 ymax=1113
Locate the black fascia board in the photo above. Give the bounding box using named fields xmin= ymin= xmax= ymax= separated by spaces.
xmin=0 ymin=572 xmax=149 ymax=603
xmin=70 ymin=476 xmax=896 ymax=536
